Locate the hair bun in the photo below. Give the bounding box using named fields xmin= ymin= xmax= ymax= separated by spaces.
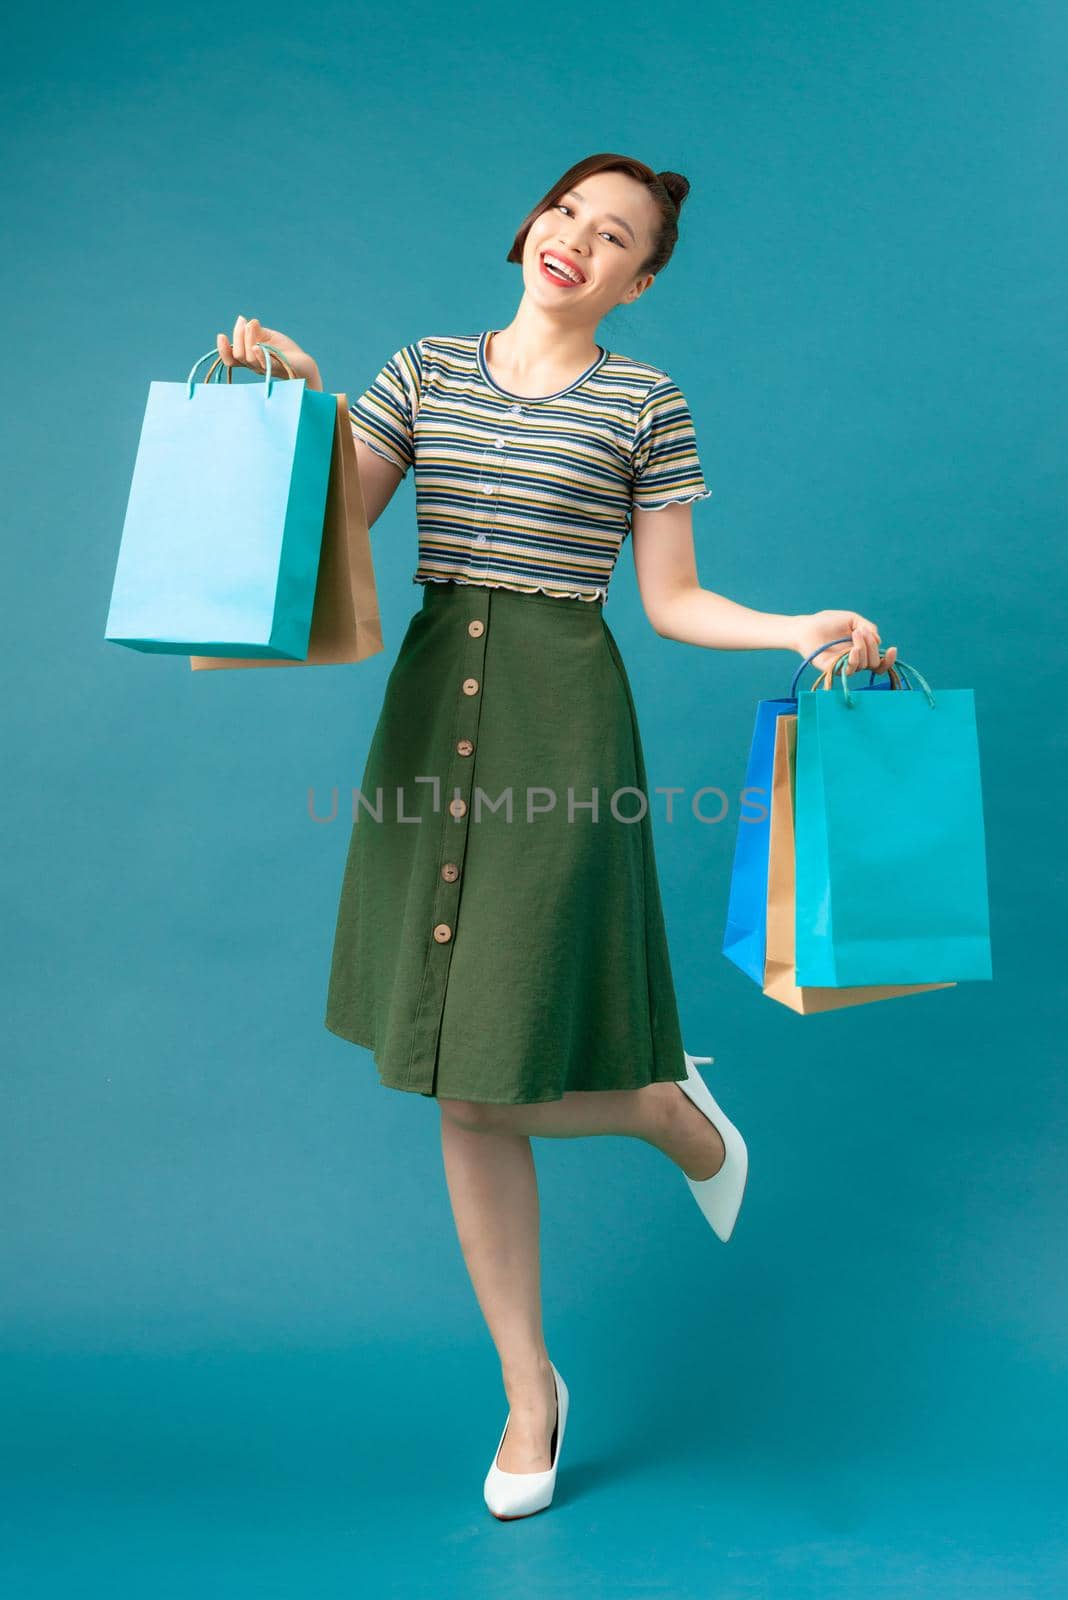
xmin=657 ymin=171 xmax=691 ymax=214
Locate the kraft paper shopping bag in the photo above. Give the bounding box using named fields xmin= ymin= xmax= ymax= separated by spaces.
xmin=794 ymin=653 xmax=993 ymax=987
xmin=764 ymin=712 xmax=955 ymax=1012
xmin=105 ymin=345 xmax=336 ymax=658
xmin=190 ymin=395 xmax=384 ymax=670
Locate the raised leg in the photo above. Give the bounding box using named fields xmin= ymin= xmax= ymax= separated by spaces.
xmin=441 ymin=1081 xmax=725 ymax=1179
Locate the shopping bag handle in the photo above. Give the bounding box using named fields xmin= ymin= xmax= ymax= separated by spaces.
xmin=185 ymin=342 xmax=297 ymax=399
xmin=822 ymin=649 xmax=936 ymax=709
xmin=789 ymin=637 xmax=906 ymax=699
xmin=810 ymin=661 xmax=904 ymax=692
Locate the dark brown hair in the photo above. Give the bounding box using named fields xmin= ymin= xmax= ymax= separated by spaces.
xmin=506 ymin=152 xmax=691 ymax=279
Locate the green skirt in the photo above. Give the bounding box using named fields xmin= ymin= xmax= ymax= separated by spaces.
xmin=324 ymin=578 xmax=688 ymax=1104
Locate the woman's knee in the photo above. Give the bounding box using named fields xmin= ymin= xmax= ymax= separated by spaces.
xmin=438 ymin=1097 xmax=507 ymax=1132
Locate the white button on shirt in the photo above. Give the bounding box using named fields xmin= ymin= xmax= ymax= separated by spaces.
xmin=494 ymin=436 xmax=505 ymax=448
xmin=480 ymin=483 xmax=494 ymax=495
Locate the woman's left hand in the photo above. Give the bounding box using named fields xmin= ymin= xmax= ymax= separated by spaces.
xmin=793 ymin=610 xmax=898 ymax=678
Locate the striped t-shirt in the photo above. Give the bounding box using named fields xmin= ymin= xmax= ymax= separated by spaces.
xmin=349 ymin=330 xmax=711 ymax=605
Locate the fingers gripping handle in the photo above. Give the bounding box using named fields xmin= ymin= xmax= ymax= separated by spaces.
xmin=822 ymin=650 xmax=936 ymax=709
xmin=789 ymin=636 xmax=896 ymax=699
xmin=185 ymin=342 xmax=297 ymax=399
xmin=788 ymin=638 xmax=933 ymax=706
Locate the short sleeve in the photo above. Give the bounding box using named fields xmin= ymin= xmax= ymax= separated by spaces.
xmin=630 ymin=375 xmax=712 ymax=511
xmin=349 ymin=341 xmax=423 ymax=477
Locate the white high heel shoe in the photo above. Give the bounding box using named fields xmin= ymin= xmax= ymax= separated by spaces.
xmin=483 ymin=1360 xmax=569 ymax=1521
xmin=677 ymin=1051 xmax=749 ymax=1241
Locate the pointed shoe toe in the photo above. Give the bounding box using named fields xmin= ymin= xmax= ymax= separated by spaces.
xmin=678 ymin=1050 xmax=749 ymax=1242
xmin=483 ymin=1361 xmax=569 ymax=1520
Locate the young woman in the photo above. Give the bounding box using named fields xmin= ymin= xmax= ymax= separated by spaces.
xmin=217 ymin=152 xmax=896 ymax=1522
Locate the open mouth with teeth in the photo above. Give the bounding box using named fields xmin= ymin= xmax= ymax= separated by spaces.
xmin=541 ymin=251 xmax=586 ymax=285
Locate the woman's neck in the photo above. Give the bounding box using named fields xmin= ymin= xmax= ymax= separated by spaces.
xmin=484 ymin=314 xmax=601 ymax=398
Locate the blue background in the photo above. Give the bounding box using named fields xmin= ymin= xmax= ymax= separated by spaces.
xmin=3 ymin=0 xmax=1064 ymax=1594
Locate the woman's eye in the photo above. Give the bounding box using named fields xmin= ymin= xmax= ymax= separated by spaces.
xmin=555 ymin=203 xmax=623 ymax=247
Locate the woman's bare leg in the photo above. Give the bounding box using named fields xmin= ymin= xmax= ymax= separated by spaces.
xmin=437 ymin=1081 xmax=724 ymax=1475
xmin=439 ymin=1109 xmax=558 ymax=1472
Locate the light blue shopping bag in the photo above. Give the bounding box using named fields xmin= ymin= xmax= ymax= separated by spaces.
xmin=794 ymin=652 xmax=993 ymax=986
xmin=722 ymin=640 xmax=906 ymax=985
xmin=105 ymin=345 xmax=337 ymax=658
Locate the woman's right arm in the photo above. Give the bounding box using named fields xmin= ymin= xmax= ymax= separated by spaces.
xmin=218 ymin=313 xmax=406 ymax=526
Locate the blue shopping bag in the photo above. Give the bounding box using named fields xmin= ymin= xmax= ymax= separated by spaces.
xmin=722 ymin=696 xmax=795 ymax=983
xmin=105 ymin=345 xmax=337 ymax=658
xmin=794 ymin=652 xmax=993 ymax=986
xmin=722 ymin=640 xmax=904 ymax=985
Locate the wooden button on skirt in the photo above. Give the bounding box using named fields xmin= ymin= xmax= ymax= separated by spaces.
xmin=324 ymin=579 xmax=688 ymax=1104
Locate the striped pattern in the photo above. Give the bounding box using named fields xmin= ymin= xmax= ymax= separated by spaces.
xmin=349 ymin=331 xmax=711 ymax=604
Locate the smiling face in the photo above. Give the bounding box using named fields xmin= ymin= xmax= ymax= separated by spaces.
xmin=521 ymin=170 xmax=661 ymax=319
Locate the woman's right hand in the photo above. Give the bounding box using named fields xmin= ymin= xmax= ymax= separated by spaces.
xmin=216 ymin=315 xmax=323 ymax=389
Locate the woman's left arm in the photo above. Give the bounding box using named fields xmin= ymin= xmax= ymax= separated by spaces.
xmin=630 ymin=502 xmax=897 ymax=677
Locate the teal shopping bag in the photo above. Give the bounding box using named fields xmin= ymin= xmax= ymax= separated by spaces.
xmin=105 ymin=345 xmax=336 ymax=658
xmin=794 ymin=653 xmax=993 ymax=987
